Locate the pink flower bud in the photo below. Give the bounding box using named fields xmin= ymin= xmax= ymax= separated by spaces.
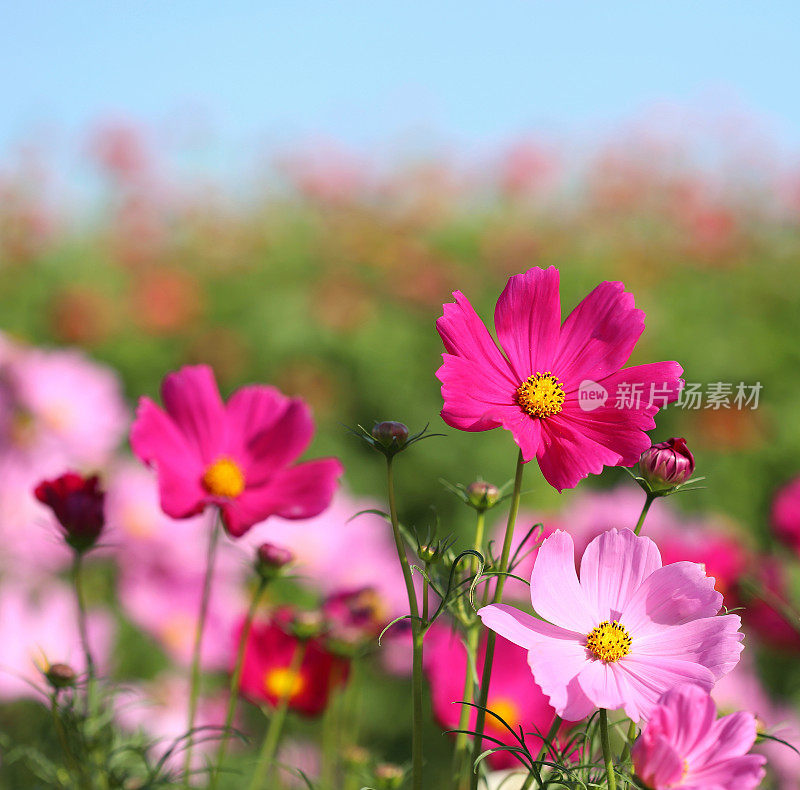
xmin=255 ymin=543 xmax=294 ymax=579
xmin=466 ymin=480 xmax=501 ymax=510
xmin=639 ymin=438 xmax=695 ymax=489
xmin=371 ymin=421 xmax=409 ymax=449
xmin=34 ymin=472 xmax=105 ymax=552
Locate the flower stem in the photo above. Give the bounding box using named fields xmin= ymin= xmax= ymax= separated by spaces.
xmin=210 ymin=576 xmax=268 ymax=790
xmin=633 ymin=493 xmax=655 ymax=536
xmin=183 ymin=517 xmax=221 ymax=789
xmin=452 ymin=509 xmax=486 ymax=787
xmin=72 ymin=551 xmax=94 ymax=683
xmin=469 ymin=450 xmax=525 ymax=790
xmin=248 ymin=643 xmax=306 ymax=790
xmin=385 ymin=456 xmax=423 ymax=790
xmin=618 ymin=720 xmax=638 ymax=789
xmin=599 ymin=709 xmax=618 ymax=790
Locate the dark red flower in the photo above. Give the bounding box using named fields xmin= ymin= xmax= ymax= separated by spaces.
xmin=34 ymin=472 xmax=105 ymax=551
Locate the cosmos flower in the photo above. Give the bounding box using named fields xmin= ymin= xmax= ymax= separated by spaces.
xmin=34 ymin=471 xmax=105 ymax=552
xmin=130 ymin=365 xmax=343 ymax=537
xmin=771 ymin=476 xmax=800 ymax=554
xmin=479 ymin=529 xmax=743 ymax=721
xmin=424 ymin=624 xmax=562 ymax=770
xmin=436 ymin=266 xmax=683 ymax=490
xmin=632 ymin=684 xmax=765 ymax=790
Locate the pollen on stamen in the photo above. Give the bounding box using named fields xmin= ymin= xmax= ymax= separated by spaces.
xmin=515 ymin=371 xmax=566 ymax=419
xmin=202 ymin=456 xmax=245 ymax=498
xmin=586 ymin=620 xmax=632 ymax=663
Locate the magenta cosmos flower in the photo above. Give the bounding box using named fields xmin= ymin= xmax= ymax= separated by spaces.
xmin=436 ymin=266 xmax=683 ymax=490
xmin=130 ymin=365 xmax=343 ymax=537
xmin=478 ymin=529 xmax=743 ymax=722
xmin=632 ymin=684 xmax=765 ymax=790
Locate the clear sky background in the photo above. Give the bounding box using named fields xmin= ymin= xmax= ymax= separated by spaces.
xmin=2 ymin=1 xmax=799 ymax=163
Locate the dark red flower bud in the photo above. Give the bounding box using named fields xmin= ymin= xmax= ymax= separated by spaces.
xmin=255 ymin=543 xmax=294 ymax=580
xmin=34 ymin=472 xmax=105 ymax=552
xmin=371 ymin=421 xmax=409 ymax=449
xmin=45 ymin=662 xmax=77 ymax=690
xmin=639 ymin=438 xmax=695 ymax=490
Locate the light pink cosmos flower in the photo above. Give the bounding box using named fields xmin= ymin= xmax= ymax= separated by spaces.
xmin=436 ymin=266 xmax=683 ymax=491
xmin=632 ymin=684 xmax=765 ymax=790
xmin=130 ymin=365 xmax=343 ymax=537
xmin=479 ymin=529 xmax=743 ymax=722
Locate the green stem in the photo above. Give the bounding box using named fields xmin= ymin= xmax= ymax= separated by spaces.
xmin=599 ymin=709 xmax=618 ymax=790
xmin=618 ymin=720 xmax=638 ymax=789
xmin=183 ymin=518 xmax=221 ymax=788
xmin=248 ymin=643 xmax=306 ymax=790
xmin=320 ymin=661 xmax=346 ymax=789
xmin=452 ymin=509 xmax=486 ymax=787
xmin=633 ymin=493 xmax=655 ymax=536
xmin=72 ymin=551 xmax=94 ymax=683
xmin=210 ymin=576 xmax=268 ymax=790
xmin=469 ymin=450 xmax=525 ymax=790
xmin=385 ymin=457 xmax=424 ymax=790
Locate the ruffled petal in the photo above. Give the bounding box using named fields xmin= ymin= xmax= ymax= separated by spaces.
xmin=160 ymin=365 xmax=226 ymax=463
xmin=579 ymin=529 xmax=662 ymax=621
xmin=633 ymin=616 xmax=743 ymax=681
xmin=494 ymin=266 xmax=561 ymax=380
xmin=221 ymin=458 xmax=343 ymax=537
xmin=692 ymin=709 xmax=758 ymax=765
xmin=227 ymin=388 xmax=314 ymax=484
xmin=621 ymin=562 xmax=723 ymax=637
xmin=530 ymin=531 xmax=598 ymax=632
xmin=554 ymin=280 xmax=644 ymax=386
xmin=130 ymin=397 xmax=207 ymax=519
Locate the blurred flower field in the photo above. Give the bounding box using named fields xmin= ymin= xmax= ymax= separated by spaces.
xmin=2 ymin=119 xmax=800 ymax=788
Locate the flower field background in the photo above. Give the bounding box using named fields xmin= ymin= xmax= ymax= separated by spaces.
xmin=2 ymin=120 xmax=800 ymax=787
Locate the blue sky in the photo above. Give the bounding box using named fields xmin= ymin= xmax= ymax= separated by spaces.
xmin=2 ymin=1 xmax=799 ymax=159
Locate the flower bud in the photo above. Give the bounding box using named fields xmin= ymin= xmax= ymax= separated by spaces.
xmin=46 ymin=662 xmax=77 ymax=690
xmin=343 ymin=745 xmax=371 ymax=770
xmin=373 ymin=763 xmax=405 ymax=789
xmin=288 ymin=610 xmax=328 ymax=641
xmin=466 ymin=480 xmax=501 ymax=510
xmin=371 ymin=421 xmax=409 ymax=450
xmin=255 ymin=543 xmax=293 ymax=580
xmin=639 ymin=438 xmax=695 ymax=490
xmin=34 ymin=472 xmax=105 ymax=552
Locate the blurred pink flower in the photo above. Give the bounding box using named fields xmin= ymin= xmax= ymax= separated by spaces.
xmin=436 ymin=266 xmax=683 ymax=491
xmin=116 ymin=674 xmax=226 ymax=781
xmin=0 ymin=581 xmax=113 ymax=700
xmin=632 ymin=684 xmax=765 ymax=790
xmin=425 ymin=623 xmax=561 ymax=770
xmin=130 ymin=365 xmax=343 ymax=537
xmin=771 ymin=476 xmax=800 ymax=554
xmin=480 ymin=529 xmax=743 ymax=722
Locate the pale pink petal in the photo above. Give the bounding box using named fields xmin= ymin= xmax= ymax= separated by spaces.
xmin=689 ymin=755 xmax=765 ymax=790
xmin=576 ymin=660 xmax=631 ymax=711
xmin=130 ymin=398 xmax=206 ymax=519
xmin=221 ymin=458 xmax=343 ymax=537
xmin=652 ymin=683 xmax=718 ymax=758
xmin=530 ymin=531 xmax=598 ymax=632
xmin=616 ymin=656 xmax=715 ymax=721
xmin=160 ymin=365 xmax=226 ymax=463
xmin=579 ymin=529 xmax=662 ymax=620
xmin=554 ymin=280 xmax=644 ymax=386
xmin=621 ymin=562 xmax=723 ymax=637
xmin=633 ymin=616 xmax=743 ymax=681
xmin=494 ymin=266 xmax=561 ymax=381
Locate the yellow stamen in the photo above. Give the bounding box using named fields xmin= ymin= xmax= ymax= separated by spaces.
xmin=264 ymin=667 xmax=305 ymax=700
xmin=586 ymin=620 xmax=632 ymax=663
xmin=489 ymin=698 xmax=520 ymax=729
xmin=515 ymin=372 xmax=565 ymax=419
xmin=202 ymin=457 xmax=245 ymax=498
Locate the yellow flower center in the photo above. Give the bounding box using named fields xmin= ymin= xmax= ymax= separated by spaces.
xmin=489 ymin=698 xmax=519 ymax=729
xmin=202 ymin=457 xmax=245 ymax=498
xmin=586 ymin=620 xmax=632 ymax=662
xmin=263 ymin=667 xmax=305 ymax=700
xmin=515 ymin=372 xmax=565 ymax=418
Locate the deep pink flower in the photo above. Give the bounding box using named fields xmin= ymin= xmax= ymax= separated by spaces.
xmin=130 ymin=365 xmax=343 ymax=536
xmin=436 ymin=266 xmax=683 ymax=490
xmin=425 ymin=624 xmax=562 ymax=770
xmin=771 ymin=476 xmax=800 ymax=554
xmin=632 ymin=684 xmax=765 ymax=790
xmin=34 ymin=472 xmax=105 ymax=551
xmin=479 ymin=529 xmax=743 ymax=722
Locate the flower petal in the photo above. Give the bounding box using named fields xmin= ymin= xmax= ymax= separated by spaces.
xmin=437 ymin=354 xmax=511 ymax=432
xmin=688 ymin=755 xmax=765 ymax=790
xmin=160 ymin=365 xmax=226 ymax=463
xmin=576 ymin=660 xmax=630 ymax=712
xmin=579 ymin=529 xmax=662 ymax=621
xmin=621 ymin=562 xmax=723 ymax=637
xmin=221 ymin=458 xmax=343 ymax=537
xmin=693 ymin=709 xmax=758 ymax=765
xmin=554 ymin=280 xmax=644 ymax=386
xmin=494 ymin=266 xmax=561 ymax=380
xmin=530 ymin=531 xmax=598 ymax=632
xmin=130 ymin=397 xmax=207 ymax=519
